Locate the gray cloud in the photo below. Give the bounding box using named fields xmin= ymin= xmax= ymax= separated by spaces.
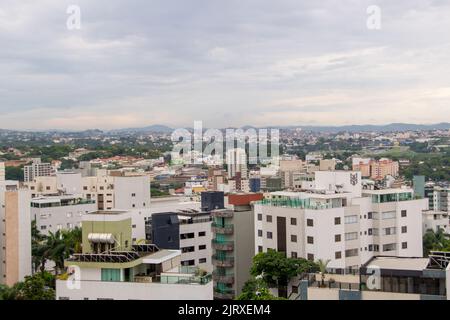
xmin=0 ymin=0 xmax=449 ymax=130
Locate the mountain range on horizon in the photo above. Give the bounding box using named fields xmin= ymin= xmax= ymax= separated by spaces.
xmin=110 ymin=122 xmax=450 ymax=134
xmin=1 ymin=122 xmax=450 ymax=134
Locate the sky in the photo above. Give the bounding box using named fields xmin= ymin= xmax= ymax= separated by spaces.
xmin=0 ymin=0 xmax=450 ymax=130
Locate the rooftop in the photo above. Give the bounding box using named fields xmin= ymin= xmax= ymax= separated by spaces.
xmin=366 ymin=257 xmax=429 ymax=271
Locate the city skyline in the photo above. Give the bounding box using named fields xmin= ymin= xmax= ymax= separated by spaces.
xmin=1 ymin=0 xmax=450 ymax=130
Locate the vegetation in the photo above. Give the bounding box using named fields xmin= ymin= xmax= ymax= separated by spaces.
xmin=0 ymin=272 xmax=55 ymax=300
xmin=317 ymin=259 xmax=331 ymax=287
xmin=249 ymin=250 xmax=319 ymax=298
xmin=5 ymin=166 xmax=24 ymax=181
xmin=423 ymin=228 xmax=450 ymax=256
xmin=32 ymin=221 xmax=82 ymax=275
xmin=236 ymin=277 xmax=285 ymax=300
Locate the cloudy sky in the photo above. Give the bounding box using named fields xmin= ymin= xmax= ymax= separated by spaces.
xmin=1 ymin=0 xmax=449 ymax=130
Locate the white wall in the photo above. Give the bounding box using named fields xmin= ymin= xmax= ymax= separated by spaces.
xmin=56 ymin=280 xmax=213 ymax=300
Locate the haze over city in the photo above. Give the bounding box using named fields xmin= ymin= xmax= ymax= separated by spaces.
xmin=1 ymin=0 xmax=450 ymax=130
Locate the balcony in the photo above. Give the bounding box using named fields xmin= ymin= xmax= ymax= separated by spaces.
xmin=212 ymin=255 xmax=234 ymax=267
xmin=214 ymin=287 xmax=235 ymax=300
xmin=212 ymin=271 xmax=235 ymax=284
xmin=211 ymin=210 xmax=233 ymax=218
xmin=212 ymin=223 xmax=234 ymax=235
xmin=212 ymin=240 xmax=234 ymax=251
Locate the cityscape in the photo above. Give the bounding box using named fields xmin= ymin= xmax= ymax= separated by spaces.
xmin=0 ymin=0 xmax=449 ymax=309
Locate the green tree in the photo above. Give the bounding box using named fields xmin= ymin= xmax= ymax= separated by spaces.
xmin=5 ymin=166 xmax=24 ymax=181
xmin=423 ymin=228 xmax=450 ymax=256
xmin=236 ymin=277 xmax=285 ymax=300
xmin=0 ymin=273 xmax=55 ymax=300
xmin=317 ymin=259 xmax=331 ymax=287
xmin=250 ymin=250 xmax=318 ymax=298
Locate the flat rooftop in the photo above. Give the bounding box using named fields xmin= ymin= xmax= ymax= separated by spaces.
xmin=363 ymin=188 xmax=413 ymax=194
xmin=367 ymin=257 xmax=429 ymax=271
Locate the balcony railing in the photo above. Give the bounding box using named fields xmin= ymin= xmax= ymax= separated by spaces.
xmin=212 ymin=255 xmax=234 ymax=267
xmin=212 ymin=240 xmax=234 ymax=251
xmin=213 ymin=287 xmax=235 ymax=299
xmin=212 ymin=271 xmax=235 ymax=284
xmin=211 ymin=223 xmax=234 ymax=235
xmin=211 ymin=210 xmax=233 ymax=218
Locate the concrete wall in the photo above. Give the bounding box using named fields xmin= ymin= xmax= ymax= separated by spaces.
xmin=56 ymin=280 xmax=213 ymax=300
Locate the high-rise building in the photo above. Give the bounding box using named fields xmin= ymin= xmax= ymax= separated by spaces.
xmin=254 ymin=171 xmax=427 ymax=297
xmin=211 ymin=193 xmax=264 ymax=300
xmin=56 ymin=210 xmax=213 ymax=300
xmin=226 ymin=148 xmax=248 ymax=179
xmin=0 ymin=181 xmax=32 ymax=286
xmin=23 ymin=159 xmax=56 ymax=182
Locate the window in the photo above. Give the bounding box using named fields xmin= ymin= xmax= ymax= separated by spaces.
xmin=292 ymin=235 xmax=298 ymax=243
xmin=382 ymin=211 xmax=396 ymax=220
xmin=291 ymin=252 xmax=298 ymax=258
xmin=344 ymin=215 xmax=358 ymax=224
xmin=83 ymin=186 xmax=88 ymax=190
xmin=266 ymin=215 xmax=272 ymax=223
xmin=402 ymin=242 xmax=408 ymax=249
xmin=199 ymin=245 xmax=206 ymax=250
xmin=401 ymin=226 xmax=407 ymax=234
xmin=383 ymin=243 xmax=397 ymax=252
xmin=335 ymin=251 xmax=342 ymax=259
xmin=291 ymin=218 xmax=297 ymax=225
xmin=258 ymin=246 xmax=263 ymax=253
xmin=345 ymin=249 xmax=358 ymax=257
xmin=40 ymin=225 xmax=47 ymax=230
xmin=131 ymin=193 xmax=136 ymax=197
xmin=258 ymin=230 xmax=263 ymax=237
xmin=257 ymin=214 xmax=262 ymax=221
xmin=401 ymin=210 xmax=407 ymax=217
xmin=267 ymin=232 xmax=273 ymax=239
xmin=181 ymin=246 xmax=195 ymax=253
xmin=291 ymin=286 xmax=299 ymax=294
xmin=334 ymin=217 xmax=341 ymax=225
xmin=383 ymin=227 xmax=396 ymax=236
xmin=306 ymin=236 xmax=313 ymax=244
xmin=101 ymin=269 xmax=120 ymax=282
xmin=180 ymin=233 xmax=195 ymax=239
xmin=198 ymin=231 xmax=206 ymax=237
xmin=181 ymin=260 xmax=195 ymax=266
xmin=199 ymin=258 xmax=207 ymax=264
xmin=335 ymin=234 xmax=341 ymax=242
xmin=307 ymin=254 xmax=314 ymax=261
xmin=307 ymin=219 xmax=314 ymax=227
xmin=345 ymin=232 xmax=358 ymax=241
xmin=132 ymin=224 xmax=136 ymax=229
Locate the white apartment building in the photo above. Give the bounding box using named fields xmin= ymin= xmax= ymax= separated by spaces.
xmin=146 ymin=211 xmax=213 ymax=272
xmin=56 ymin=210 xmax=212 ymax=300
xmin=24 ymin=159 xmax=56 ymax=182
xmin=422 ymin=210 xmax=449 ymax=234
xmin=254 ymin=171 xmax=428 ymax=276
xmin=0 ymin=181 xmax=32 ymax=286
xmin=226 ymin=148 xmax=248 ymax=179
xmin=82 ymin=172 xmax=151 ymax=211
xmin=30 ymin=195 xmax=97 ymax=235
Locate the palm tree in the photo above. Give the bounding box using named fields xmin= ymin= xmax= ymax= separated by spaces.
xmin=317 ymin=259 xmax=331 ymax=287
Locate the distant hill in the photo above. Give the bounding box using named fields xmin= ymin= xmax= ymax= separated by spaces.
xmin=110 ymin=125 xmax=173 ymax=133
xmin=277 ymin=122 xmax=450 ymax=133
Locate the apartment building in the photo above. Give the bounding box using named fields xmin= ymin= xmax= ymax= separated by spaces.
xmin=299 ymin=253 xmax=450 ymax=300
xmin=254 ymin=171 xmax=427 ymax=281
xmin=432 ymin=187 xmax=450 ymax=212
xmin=146 ymin=211 xmax=213 ymax=272
xmin=30 ymin=195 xmax=97 ymax=235
xmin=0 ymin=181 xmax=32 ymax=286
xmin=352 ymin=158 xmax=399 ymax=180
xmin=279 ymin=159 xmax=305 ymax=189
xmin=226 ymin=148 xmax=248 ymax=179
xmin=82 ymin=172 xmax=151 ymax=211
xmin=56 ymin=210 xmax=212 ymax=300
xmin=23 ymin=159 xmax=56 ymax=182
xmin=211 ymin=193 xmax=264 ymax=300
xmin=422 ymin=210 xmax=449 ymax=234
